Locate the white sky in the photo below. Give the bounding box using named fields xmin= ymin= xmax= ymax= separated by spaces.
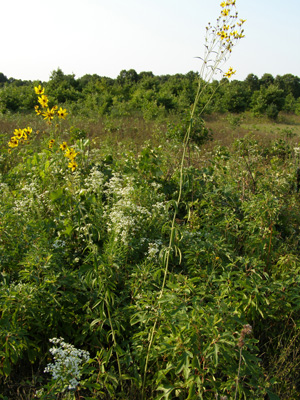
xmin=1 ymin=0 xmax=299 ymax=82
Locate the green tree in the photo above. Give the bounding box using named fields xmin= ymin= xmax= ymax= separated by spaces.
xmin=251 ymin=84 xmax=285 ymax=119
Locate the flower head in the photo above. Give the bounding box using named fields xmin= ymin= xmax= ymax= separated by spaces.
xmin=23 ymin=126 xmax=32 ymax=136
xmin=8 ymin=137 xmax=18 ymax=148
xmin=42 ymin=108 xmax=55 ymax=122
xmin=38 ymin=95 xmax=48 ymax=108
xmin=65 ymin=147 xmax=78 ymax=160
xmin=68 ymin=160 xmax=78 ymax=172
xmin=34 ymin=85 xmax=45 ymax=95
xmin=49 ymin=139 xmax=55 ymax=148
xmin=224 ymin=67 xmax=236 ymax=78
xmin=35 ymin=105 xmax=42 ymax=115
xmin=57 ymin=107 xmax=68 ymax=119
xmin=60 ymin=141 xmax=68 ymax=151
xmin=14 ymin=129 xmax=24 ymax=140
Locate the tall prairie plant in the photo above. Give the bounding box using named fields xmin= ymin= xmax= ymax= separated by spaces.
xmin=7 ymin=84 xmax=79 ymax=173
xmin=142 ymin=2 xmax=246 ymax=397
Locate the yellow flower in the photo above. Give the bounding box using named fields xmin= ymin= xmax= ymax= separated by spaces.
xmin=42 ymin=108 xmax=55 ymax=122
xmin=57 ymin=107 xmax=68 ymax=119
xmin=22 ymin=131 xmax=28 ymax=141
xmin=23 ymin=127 xmax=32 ymax=136
xmin=60 ymin=141 xmax=68 ymax=151
xmin=35 ymin=105 xmax=42 ymax=115
xmin=8 ymin=137 xmax=18 ymax=148
xmin=49 ymin=139 xmax=55 ymax=148
xmin=224 ymin=67 xmax=236 ymax=78
xmin=38 ymin=95 xmax=48 ymax=108
xmin=34 ymin=85 xmax=45 ymax=95
xmin=219 ymin=31 xmax=228 ymax=40
xmin=221 ymin=9 xmax=229 ymax=16
xmin=68 ymin=160 xmax=77 ymax=172
xmin=65 ymin=147 xmax=78 ymax=160
xmin=14 ymin=129 xmax=24 ymax=140
xmin=220 ymin=1 xmax=226 ymax=7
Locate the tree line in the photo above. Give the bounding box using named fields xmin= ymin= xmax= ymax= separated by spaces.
xmin=1 ymin=68 xmax=300 ymax=119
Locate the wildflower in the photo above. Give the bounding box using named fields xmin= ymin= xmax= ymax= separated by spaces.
xmin=8 ymin=137 xmax=18 ymax=148
xmin=68 ymin=160 xmax=77 ymax=172
xmin=22 ymin=131 xmax=28 ymax=141
xmin=44 ymin=337 xmax=89 ymax=391
xmin=49 ymin=139 xmax=55 ymax=148
xmin=23 ymin=126 xmax=32 ymax=136
xmin=60 ymin=141 xmax=68 ymax=151
xmin=65 ymin=147 xmax=78 ymax=160
xmin=224 ymin=67 xmax=236 ymax=78
xmin=34 ymin=85 xmax=44 ymax=95
xmin=35 ymin=105 xmax=42 ymax=115
xmin=220 ymin=1 xmax=226 ymax=7
xmin=38 ymin=95 xmax=48 ymax=108
xmin=42 ymin=108 xmax=55 ymax=122
xmin=57 ymin=107 xmax=68 ymax=119
xmin=221 ymin=8 xmax=229 ymax=16
xmin=219 ymin=31 xmax=228 ymax=40
xmin=14 ymin=129 xmax=24 ymax=140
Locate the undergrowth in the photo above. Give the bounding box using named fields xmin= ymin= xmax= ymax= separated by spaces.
xmin=1 ymin=1 xmax=300 ymax=400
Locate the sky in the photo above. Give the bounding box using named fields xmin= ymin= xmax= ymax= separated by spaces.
xmin=1 ymin=0 xmax=299 ymax=82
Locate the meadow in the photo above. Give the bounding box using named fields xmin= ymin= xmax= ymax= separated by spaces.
xmin=1 ymin=103 xmax=300 ymax=399
xmin=1 ymin=1 xmax=300 ymax=398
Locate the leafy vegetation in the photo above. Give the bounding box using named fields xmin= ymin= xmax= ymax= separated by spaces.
xmin=1 ymin=68 xmax=300 ymax=121
xmin=1 ymin=1 xmax=300 ymax=399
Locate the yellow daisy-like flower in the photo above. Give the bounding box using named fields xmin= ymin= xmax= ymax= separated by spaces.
xmin=42 ymin=108 xmax=55 ymax=122
xmin=219 ymin=31 xmax=228 ymax=40
xmin=35 ymin=105 xmax=42 ymax=115
xmin=34 ymin=85 xmax=45 ymax=95
xmin=38 ymin=95 xmax=48 ymax=108
xmin=221 ymin=9 xmax=229 ymax=16
xmin=65 ymin=147 xmax=78 ymax=160
xmin=68 ymin=160 xmax=77 ymax=172
xmin=57 ymin=107 xmax=68 ymax=119
xmin=8 ymin=137 xmax=18 ymax=148
xmin=14 ymin=129 xmax=24 ymax=140
xmin=49 ymin=139 xmax=55 ymax=148
xmin=220 ymin=1 xmax=226 ymax=7
xmin=224 ymin=67 xmax=236 ymax=78
xmin=23 ymin=126 xmax=32 ymax=136
xmin=60 ymin=142 xmax=68 ymax=151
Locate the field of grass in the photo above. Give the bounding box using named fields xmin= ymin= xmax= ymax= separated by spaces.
xmin=1 ymin=106 xmax=300 ymax=399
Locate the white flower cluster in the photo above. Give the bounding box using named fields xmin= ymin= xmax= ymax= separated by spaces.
xmin=103 ymin=173 xmax=168 ymax=247
xmin=44 ymin=337 xmax=90 ymax=390
xmin=146 ymin=240 xmax=163 ymax=260
xmin=84 ymin=165 xmax=105 ymax=194
xmin=13 ymin=177 xmax=53 ymax=217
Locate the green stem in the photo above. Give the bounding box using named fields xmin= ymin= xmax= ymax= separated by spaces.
xmin=105 ymin=297 xmax=123 ymax=390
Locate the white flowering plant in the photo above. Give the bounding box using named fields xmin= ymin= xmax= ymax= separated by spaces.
xmin=38 ymin=337 xmax=90 ymax=398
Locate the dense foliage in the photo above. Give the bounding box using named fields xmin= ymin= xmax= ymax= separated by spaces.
xmin=1 ymin=80 xmax=300 ymax=399
xmin=1 ymin=68 xmax=300 ymax=120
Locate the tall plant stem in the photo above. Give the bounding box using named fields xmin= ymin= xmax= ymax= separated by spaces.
xmin=234 ymin=348 xmax=243 ymax=400
xmin=141 ymin=76 xmax=218 ymax=399
xmin=105 ymin=297 xmax=123 ymax=390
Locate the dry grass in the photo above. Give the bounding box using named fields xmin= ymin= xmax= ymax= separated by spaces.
xmin=1 ymin=112 xmax=300 ymax=155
